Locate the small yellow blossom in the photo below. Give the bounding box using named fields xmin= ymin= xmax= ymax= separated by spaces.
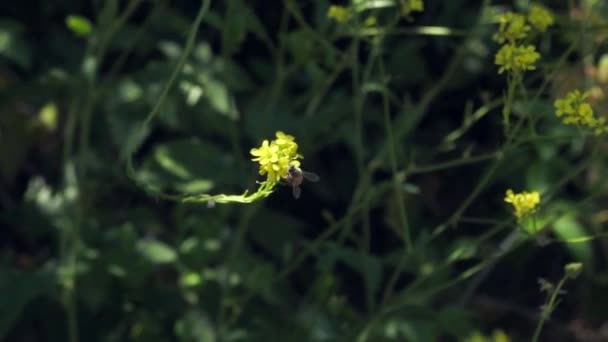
xmin=528 ymin=4 xmax=554 ymax=32
xmin=327 ymin=5 xmax=352 ymax=23
xmin=492 ymin=330 xmax=510 ymax=342
xmin=495 ymin=44 xmax=540 ymax=74
xmin=250 ymin=131 xmax=302 ymax=183
xmin=554 ymin=90 xmax=608 ymax=135
xmin=364 ymin=16 xmax=377 ymax=27
xmin=505 ymin=189 xmax=541 ymax=219
xmin=465 ymin=329 xmax=510 ymax=342
xmin=400 ymin=0 xmax=424 ymax=16
xmin=493 ymin=12 xmax=531 ymax=44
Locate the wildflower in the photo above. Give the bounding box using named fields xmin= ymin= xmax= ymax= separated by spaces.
xmin=528 ymin=4 xmax=554 ymax=32
xmin=493 ymin=12 xmax=530 ymax=44
xmin=504 ymin=189 xmax=541 ymax=219
xmin=495 ymin=44 xmax=540 ymax=74
xmin=250 ymin=131 xmax=302 ymax=184
xmin=400 ymin=0 xmax=424 ymax=16
xmin=492 ymin=330 xmax=510 ymax=342
xmin=327 ymin=5 xmax=352 ymax=23
xmin=465 ymin=329 xmax=510 ymax=342
xmin=554 ymin=90 xmax=608 ymax=135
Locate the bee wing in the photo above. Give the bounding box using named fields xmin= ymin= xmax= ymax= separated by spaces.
xmin=292 ymin=186 xmax=301 ymax=199
xmin=301 ymin=171 xmax=320 ymax=182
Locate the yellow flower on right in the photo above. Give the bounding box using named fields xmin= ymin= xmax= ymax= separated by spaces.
xmin=465 ymin=329 xmax=510 ymax=342
xmin=400 ymin=0 xmax=424 ymax=16
xmin=554 ymin=90 xmax=608 ymax=135
xmin=493 ymin=12 xmax=530 ymax=44
xmin=528 ymin=4 xmax=554 ymax=32
xmin=327 ymin=5 xmax=352 ymax=23
xmin=504 ymin=189 xmax=540 ymax=219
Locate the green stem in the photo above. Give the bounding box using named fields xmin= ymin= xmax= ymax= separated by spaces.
xmin=531 ymin=276 xmax=568 ymax=342
xmin=351 ymin=23 xmax=376 ymax=313
xmin=378 ymin=56 xmax=412 ymax=249
xmin=65 ymin=286 xmax=79 ymax=342
xmin=408 ymin=151 xmax=499 ymax=175
xmin=502 ymin=73 xmax=517 ymax=135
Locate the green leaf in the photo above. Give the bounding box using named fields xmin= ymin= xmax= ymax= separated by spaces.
xmin=320 ymin=243 xmax=383 ymax=297
xmin=201 ymin=77 xmax=238 ymax=119
xmin=552 ymin=213 xmax=592 ymax=264
xmin=139 ymin=139 xmax=241 ymax=194
xmin=65 ymin=15 xmax=93 ymax=37
xmin=446 ymin=238 xmax=478 ymax=263
xmin=352 ymin=0 xmax=396 ymax=11
xmin=0 ymin=268 xmax=54 ymax=336
xmin=175 ymin=310 xmax=216 ymax=342
xmin=437 ymin=306 xmax=476 ymax=339
xmin=249 ymin=210 xmax=307 ymax=260
xmin=137 ymin=240 xmax=178 ymax=264
xmin=0 ymin=19 xmax=31 ymax=69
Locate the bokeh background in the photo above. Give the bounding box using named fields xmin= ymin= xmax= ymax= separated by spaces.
xmin=1 ymin=1 xmax=608 ymax=341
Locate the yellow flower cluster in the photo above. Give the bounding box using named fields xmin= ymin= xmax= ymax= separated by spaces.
xmin=465 ymin=330 xmax=510 ymax=342
xmin=495 ymin=44 xmax=540 ymax=74
xmin=327 ymin=5 xmax=353 ymax=24
xmin=400 ymin=0 xmax=424 ymax=16
xmin=493 ymin=12 xmax=530 ymax=44
xmin=528 ymin=4 xmax=554 ymax=32
xmin=250 ymin=131 xmax=302 ymax=184
xmin=554 ymin=90 xmax=608 ymax=135
xmin=504 ymin=189 xmax=541 ymax=219
xmin=493 ymin=4 xmax=554 ymax=75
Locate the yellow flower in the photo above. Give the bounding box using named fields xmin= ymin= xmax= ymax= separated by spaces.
xmin=495 ymin=44 xmax=540 ymax=74
xmin=493 ymin=12 xmax=530 ymax=44
xmin=327 ymin=5 xmax=352 ymax=23
xmin=528 ymin=4 xmax=554 ymax=32
xmin=492 ymin=330 xmax=510 ymax=342
xmin=465 ymin=329 xmax=510 ymax=342
xmin=250 ymin=131 xmax=302 ymax=183
xmin=554 ymin=90 xmax=608 ymax=135
xmin=364 ymin=16 xmax=377 ymax=27
xmin=400 ymin=0 xmax=424 ymax=15
xmin=504 ymin=189 xmax=541 ymax=219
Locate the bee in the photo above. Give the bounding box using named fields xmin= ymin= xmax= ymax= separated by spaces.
xmin=285 ymin=165 xmax=320 ymax=199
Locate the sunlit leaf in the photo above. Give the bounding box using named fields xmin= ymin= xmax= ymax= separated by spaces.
xmin=137 ymin=240 xmax=178 ymax=264
xmin=552 ymin=213 xmax=592 ymax=264
xmin=65 ymin=15 xmax=93 ymax=37
xmin=0 ymin=20 xmax=31 ymax=69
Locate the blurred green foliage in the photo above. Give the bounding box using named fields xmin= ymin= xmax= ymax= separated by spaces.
xmin=2 ymin=0 xmax=608 ymax=341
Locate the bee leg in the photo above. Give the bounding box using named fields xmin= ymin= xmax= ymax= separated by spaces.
xmin=292 ymin=186 xmax=301 ymax=199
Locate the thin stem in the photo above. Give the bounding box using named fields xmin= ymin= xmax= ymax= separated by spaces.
xmin=65 ymin=284 xmax=79 ymax=342
xmin=407 ymin=151 xmax=499 ymax=175
xmin=378 ymin=53 xmax=411 ymax=249
xmin=126 ymin=0 xmax=212 ymax=200
xmin=531 ymin=277 xmax=568 ymax=342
